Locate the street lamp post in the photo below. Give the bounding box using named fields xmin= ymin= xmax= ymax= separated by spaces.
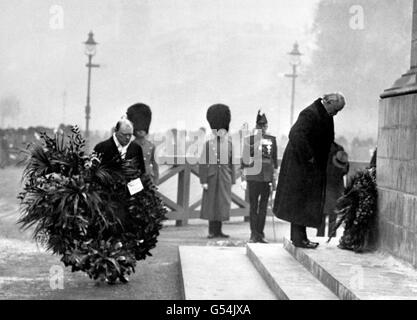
xmin=83 ymin=31 xmax=100 ymax=144
xmin=285 ymin=42 xmax=302 ymax=126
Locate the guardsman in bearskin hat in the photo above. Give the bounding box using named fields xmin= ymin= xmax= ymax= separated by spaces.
xmin=199 ymin=104 xmax=236 ymax=238
xmin=126 ymin=103 xmax=159 ymax=184
xmin=241 ymin=110 xmax=278 ymax=243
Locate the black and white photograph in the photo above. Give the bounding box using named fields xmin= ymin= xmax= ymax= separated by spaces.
xmin=0 ymin=0 xmax=416 ymax=305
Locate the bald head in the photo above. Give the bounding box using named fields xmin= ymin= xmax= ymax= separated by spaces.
xmin=115 ymin=118 xmax=134 ymax=146
xmin=322 ymin=92 xmax=346 ymax=116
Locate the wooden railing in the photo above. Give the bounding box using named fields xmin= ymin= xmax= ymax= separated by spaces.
xmin=155 ymin=156 xmax=369 ymax=226
xmin=155 ymin=156 xmax=248 ymax=225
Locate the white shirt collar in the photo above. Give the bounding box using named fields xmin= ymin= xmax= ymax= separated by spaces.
xmin=113 ymin=133 xmax=131 ymax=159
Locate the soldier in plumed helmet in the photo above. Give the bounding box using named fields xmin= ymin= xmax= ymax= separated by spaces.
xmin=199 ymin=104 xmax=236 ymax=238
xmin=241 ymin=110 xmax=278 ymax=243
xmin=273 ymin=93 xmax=346 ymax=249
xmin=126 ymin=103 xmax=159 ymax=184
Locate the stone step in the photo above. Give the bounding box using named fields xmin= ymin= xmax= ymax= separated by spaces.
xmin=179 ymin=246 xmax=277 ymax=300
xmin=246 ymin=243 xmax=338 ymax=300
xmin=284 ymin=237 xmax=417 ymax=300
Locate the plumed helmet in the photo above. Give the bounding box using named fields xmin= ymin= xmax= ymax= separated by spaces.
xmin=256 ymin=109 xmax=267 ymax=125
xmin=206 ymin=104 xmax=231 ymax=132
xmin=126 ymin=103 xmax=152 ymax=134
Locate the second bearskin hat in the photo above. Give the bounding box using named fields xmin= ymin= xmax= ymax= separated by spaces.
xmin=206 ymin=104 xmax=231 ymax=132
xmin=256 ymin=109 xmax=267 ymax=125
xmin=126 ymin=103 xmax=152 ymax=134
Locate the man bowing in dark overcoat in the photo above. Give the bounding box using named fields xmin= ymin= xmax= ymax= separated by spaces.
xmin=273 ymin=93 xmax=346 ymax=248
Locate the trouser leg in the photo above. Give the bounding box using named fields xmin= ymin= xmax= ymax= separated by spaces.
xmin=328 ymin=214 xmax=337 ymax=237
xmin=248 ymin=181 xmax=261 ymax=239
xmin=257 ymin=182 xmax=271 ymax=239
xmin=290 ymin=223 xmax=307 ymax=243
xmin=216 ymin=221 xmax=222 ymax=235
xmin=209 ymin=221 xmax=216 ymax=235
xmin=209 ymin=221 xmax=221 ymax=235
xmin=317 ymin=215 xmax=326 ymax=237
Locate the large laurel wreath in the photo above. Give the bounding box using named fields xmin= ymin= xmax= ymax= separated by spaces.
xmin=328 ymin=167 xmax=377 ymax=252
xmin=18 ymin=126 xmax=167 ymax=284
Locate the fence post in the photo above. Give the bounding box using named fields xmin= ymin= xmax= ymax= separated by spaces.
xmin=244 ymin=188 xmax=250 ymax=222
xmin=176 ymin=162 xmax=191 ymax=226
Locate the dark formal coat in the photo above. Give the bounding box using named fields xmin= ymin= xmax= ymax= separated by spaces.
xmin=323 ymin=142 xmax=349 ymax=215
xmin=199 ymin=136 xmax=236 ymax=221
xmin=273 ymin=98 xmax=334 ymax=228
xmin=93 ymin=136 xmax=145 ymax=228
xmin=94 ymin=136 xmax=145 ymax=173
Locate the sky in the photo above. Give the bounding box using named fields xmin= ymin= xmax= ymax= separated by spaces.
xmin=0 ymin=0 xmax=386 ymax=139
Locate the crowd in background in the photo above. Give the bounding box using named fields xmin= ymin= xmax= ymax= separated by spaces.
xmin=0 ymin=125 xmax=108 ymax=168
xmin=0 ymin=124 xmax=376 ymax=169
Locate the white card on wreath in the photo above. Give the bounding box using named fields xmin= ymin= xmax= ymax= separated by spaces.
xmin=127 ymin=178 xmax=143 ymax=195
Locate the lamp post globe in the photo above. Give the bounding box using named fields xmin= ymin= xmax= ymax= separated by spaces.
xmin=84 ymin=31 xmax=98 ymax=56
xmin=288 ymin=42 xmax=302 ymax=67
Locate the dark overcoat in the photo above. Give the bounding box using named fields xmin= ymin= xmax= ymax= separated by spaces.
xmin=273 ymin=99 xmax=334 ymax=228
xmin=93 ymin=136 xmax=146 ymax=227
xmin=199 ymin=136 xmax=236 ymax=221
xmin=94 ymin=137 xmax=145 ymax=173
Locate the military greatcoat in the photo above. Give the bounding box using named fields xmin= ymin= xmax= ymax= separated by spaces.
xmin=199 ymin=136 xmax=236 ymax=221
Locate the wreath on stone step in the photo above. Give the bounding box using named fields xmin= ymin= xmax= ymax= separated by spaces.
xmin=18 ymin=126 xmax=167 ymax=284
xmin=328 ymin=167 xmax=377 ymax=252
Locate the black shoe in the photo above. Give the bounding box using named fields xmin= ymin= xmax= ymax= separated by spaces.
xmin=119 ymin=274 xmax=129 ymax=284
xmin=248 ymin=237 xmax=257 ymax=243
xmin=207 ymin=233 xmax=216 ymax=239
xmin=292 ymin=240 xmax=318 ymax=249
xmin=258 ymin=238 xmax=269 ymax=244
xmin=106 ymin=276 xmax=118 ymax=285
xmin=306 ymin=239 xmax=319 ymax=247
xmin=217 ymin=232 xmax=230 ymax=238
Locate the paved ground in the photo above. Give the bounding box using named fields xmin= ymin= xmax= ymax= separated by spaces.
xmin=0 ymin=167 xmax=334 ymax=300
xmin=0 ymin=217 xmax=293 ymax=299
xmin=0 ymin=167 xmax=296 ymax=299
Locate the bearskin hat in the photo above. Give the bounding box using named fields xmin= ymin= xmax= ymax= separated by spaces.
xmin=126 ymin=103 xmax=152 ymax=134
xmin=206 ymin=104 xmax=231 ymax=132
xmin=256 ymin=109 xmax=267 ymax=125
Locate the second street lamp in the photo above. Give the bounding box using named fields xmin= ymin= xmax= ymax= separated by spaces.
xmin=285 ymin=42 xmax=302 ymax=126
xmin=84 ymin=31 xmax=100 ymax=145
